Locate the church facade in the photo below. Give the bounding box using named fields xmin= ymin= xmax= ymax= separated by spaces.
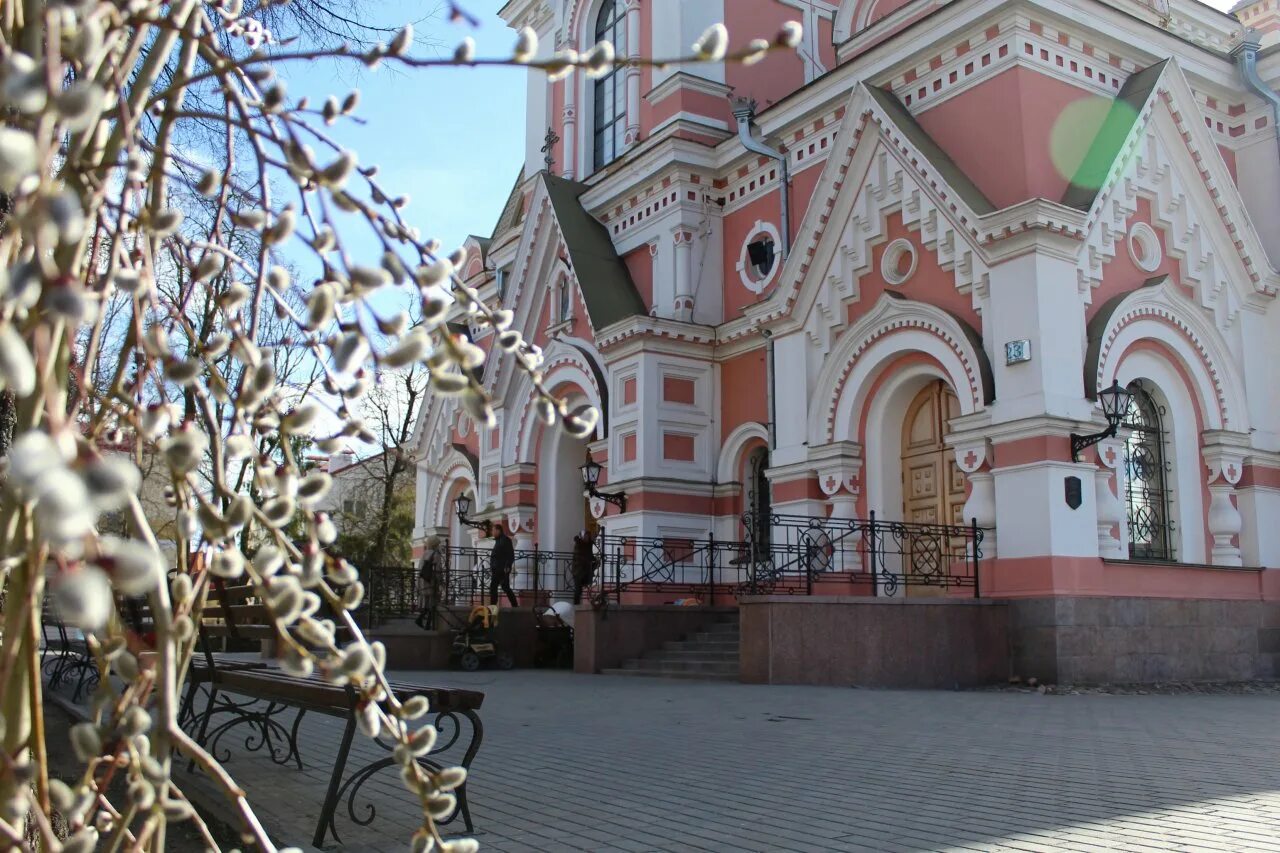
xmin=411 ymin=0 xmax=1280 ymax=681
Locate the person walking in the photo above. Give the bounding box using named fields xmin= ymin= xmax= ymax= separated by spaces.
xmin=415 ymin=536 xmax=443 ymax=630
xmin=570 ymin=529 xmax=597 ymax=605
xmin=488 ymin=524 xmax=519 ymax=607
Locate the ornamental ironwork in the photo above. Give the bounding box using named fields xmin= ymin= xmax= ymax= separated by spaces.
xmin=1122 ymin=380 xmax=1175 ymax=561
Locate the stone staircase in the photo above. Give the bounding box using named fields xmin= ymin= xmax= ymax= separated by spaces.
xmin=602 ymin=612 xmax=740 ymax=681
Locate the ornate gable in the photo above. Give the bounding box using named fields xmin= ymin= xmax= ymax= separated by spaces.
xmin=1075 ymin=58 xmax=1279 ymax=330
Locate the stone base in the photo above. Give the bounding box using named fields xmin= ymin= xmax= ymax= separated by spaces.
xmin=574 ymin=605 xmax=736 ymax=673
xmin=368 ymin=607 xmax=540 ymax=670
xmin=1009 ymin=597 xmax=1280 ymax=684
xmin=738 ymin=595 xmax=1010 ymax=688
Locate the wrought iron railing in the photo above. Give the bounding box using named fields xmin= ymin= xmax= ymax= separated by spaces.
xmin=741 ymin=511 xmax=985 ymax=597
xmin=361 ymin=544 xmax=576 ymax=627
xmin=362 ymin=513 xmax=989 ymax=623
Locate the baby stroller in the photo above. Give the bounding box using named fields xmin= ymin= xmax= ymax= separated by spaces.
xmin=450 ymin=605 xmax=514 ymax=672
xmin=533 ymin=602 xmax=575 ymax=669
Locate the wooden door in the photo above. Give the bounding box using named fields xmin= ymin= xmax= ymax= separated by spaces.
xmin=901 ymin=381 xmax=964 ymax=594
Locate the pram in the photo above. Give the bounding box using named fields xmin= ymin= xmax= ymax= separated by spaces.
xmin=532 ymin=602 xmax=575 ymax=669
xmin=450 ymin=604 xmax=515 ymax=671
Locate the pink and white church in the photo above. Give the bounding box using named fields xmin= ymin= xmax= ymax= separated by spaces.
xmin=410 ymin=0 xmax=1280 ymax=683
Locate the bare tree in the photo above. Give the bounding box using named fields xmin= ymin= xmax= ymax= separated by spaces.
xmin=0 ymin=1 xmax=802 ymax=849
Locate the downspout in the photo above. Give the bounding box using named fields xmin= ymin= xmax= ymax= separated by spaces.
xmin=1232 ymin=29 xmax=1280 ymax=166
xmin=763 ymin=328 xmax=777 ymax=451
xmin=731 ymin=98 xmax=792 ymax=257
xmin=732 ymin=97 xmax=786 ymax=454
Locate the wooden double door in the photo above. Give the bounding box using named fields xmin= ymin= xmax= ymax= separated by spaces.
xmin=900 ymin=381 xmax=965 ymax=595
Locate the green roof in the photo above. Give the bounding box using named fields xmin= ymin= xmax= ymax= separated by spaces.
xmin=541 ymin=172 xmax=646 ymax=329
xmin=1061 ymin=61 xmax=1167 ymax=211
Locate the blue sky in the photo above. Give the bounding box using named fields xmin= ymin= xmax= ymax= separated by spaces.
xmin=282 ymin=0 xmax=525 ymax=260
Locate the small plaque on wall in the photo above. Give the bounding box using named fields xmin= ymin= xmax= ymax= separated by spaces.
xmin=1005 ymin=339 xmax=1032 ymax=365
xmin=1064 ymin=476 xmax=1083 ymax=510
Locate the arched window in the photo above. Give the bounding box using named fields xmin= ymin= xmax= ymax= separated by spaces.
xmin=592 ymin=0 xmax=627 ymax=171
xmin=1123 ymin=380 xmax=1175 ymax=561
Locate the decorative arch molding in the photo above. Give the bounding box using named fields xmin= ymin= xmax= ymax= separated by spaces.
xmin=813 ymin=293 xmax=991 ymax=446
xmin=428 ymin=448 xmax=479 ymax=529
xmin=508 ymin=339 xmax=607 ymax=467
xmin=716 ymin=422 xmax=770 ymax=484
xmin=834 ymin=0 xmax=906 ymax=39
xmin=1087 ymin=277 xmax=1246 ymax=432
xmin=1076 ymin=61 xmax=1278 ymax=324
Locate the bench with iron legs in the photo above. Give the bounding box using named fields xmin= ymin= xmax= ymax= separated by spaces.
xmin=41 ymin=603 xmax=100 ymax=702
xmin=186 ymin=579 xmax=485 ymax=847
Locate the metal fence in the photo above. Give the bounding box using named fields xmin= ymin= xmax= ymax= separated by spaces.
xmin=361 ymin=513 xmax=988 ymax=623
xmin=741 ymin=510 xmax=985 ymax=597
xmin=361 ymin=545 xmax=576 ymax=627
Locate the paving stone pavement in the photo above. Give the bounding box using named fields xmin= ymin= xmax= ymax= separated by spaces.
xmin=182 ymin=671 xmax=1280 ymax=853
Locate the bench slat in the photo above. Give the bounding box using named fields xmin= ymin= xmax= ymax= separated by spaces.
xmin=215 ymin=668 xmax=484 ymax=713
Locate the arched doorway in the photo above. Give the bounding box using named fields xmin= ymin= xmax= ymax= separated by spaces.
xmin=900 ymin=380 xmax=964 ymax=596
xmin=536 ymin=423 xmax=591 ymax=555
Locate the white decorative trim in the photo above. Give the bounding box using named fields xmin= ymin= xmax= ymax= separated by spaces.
xmin=736 ymin=221 xmax=783 ymax=294
xmin=643 ymin=72 xmax=733 ymax=107
xmin=953 ymin=441 xmax=990 ymax=474
xmin=1093 ymin=277 xmax=1248 ymax=432
xmin=812 ymin=293 xmax=987 ymax=446
xmin=880 ymin=238 xmax=917 ymax=286
xmin=715 ymin=422 xmax=771 ymax=484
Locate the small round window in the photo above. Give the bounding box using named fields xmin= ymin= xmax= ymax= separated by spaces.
xmin=881 ymin=238 xmax=917 ymax=286
xmin=737 ymin=221 xmax=782 ymax=294
xmin=1127 ymin=222 xmax=1162 ymax=273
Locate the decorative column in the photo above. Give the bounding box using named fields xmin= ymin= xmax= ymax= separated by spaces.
xmin=624 ymin=0 xmax=642 ymax=147
xmin=1203 ymin=445 xmax=1245 ymax=567
xmin=1092 ymin=439 xmax=1126 ymax=559
xmin=561 ymin=63 xmax=577 ymax=180
xmin=672 ymin=228 xmax=694 ymax=321
xmin=506 ymin=508 xmax=537 ymax=589
xmin=954 ymin=440 xmax=996 ymax=558
xmin=818 ymin=462 xmax=860 ymax=579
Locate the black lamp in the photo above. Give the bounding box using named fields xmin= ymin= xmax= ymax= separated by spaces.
xmin=580 ymin=452 xmax=626 ymax=513
xmin=453 ymin=493 xmax=488 ymax=531
xmin=1071 ymin=380 xmax=1134 ymax=462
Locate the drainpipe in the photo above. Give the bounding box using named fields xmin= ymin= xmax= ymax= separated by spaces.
xmin=763 ymin=328 xmax=777 ymax=451
xmin=1232 ymin=29 xmax=1280 ymax=166
xmin=731 ymin=97 xmax=791 ymax=257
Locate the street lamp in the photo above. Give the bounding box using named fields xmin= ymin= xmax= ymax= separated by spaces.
xmin=1071 ymin=380 xmax=1133 ymax=462
xmin=580 ymin=452 xmax=626 ymax=513
xmin=453 ymin=493 xmax=489 ymax=532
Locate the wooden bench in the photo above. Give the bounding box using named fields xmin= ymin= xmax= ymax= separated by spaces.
xmin=187 ymin=578 xmax=485 ymax=847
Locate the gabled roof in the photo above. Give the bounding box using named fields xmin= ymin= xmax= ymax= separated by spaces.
xmin=866 ymin=86 xmax=995 ymax=215
xmin=1061 ymin=60 xmax=1168 ymax=212
xmin=490 ymin=168 xmax=526 ymax=239
xmin=540 ymin=172 xmax=647 ymax=329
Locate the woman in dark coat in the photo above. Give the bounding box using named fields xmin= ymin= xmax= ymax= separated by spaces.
xmin=488 ymin=525 xmax=519 ymax=607
xmin=415 ymin=536 xmax=443 ymax=630
xmin=571 ymin=530 xmax=597 ymax=605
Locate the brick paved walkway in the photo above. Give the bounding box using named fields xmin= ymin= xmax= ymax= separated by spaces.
xmin=184 ymin=672 xmax=1280 ymax=852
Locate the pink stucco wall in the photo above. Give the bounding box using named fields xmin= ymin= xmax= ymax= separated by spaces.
xmin=915 ymin=66 xmax=1098 ymax=208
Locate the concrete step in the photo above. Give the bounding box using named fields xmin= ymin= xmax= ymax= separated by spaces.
xmin=693 ymin=629 xmax=740 ymax=640
xmin=640 ymin=650 xmax=742 ymax=666
xmin=601 ymin=667 xmax=738 ymax=681
xmin=624 ymin=658 xmax=738 ymax=674
xmin=681 ymin=634 xmax=742 ymax=646
xmin=665 ymin=637 xmax=747 ymax=650
xmin=700 ymin=622 xmax=739 ymax=635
